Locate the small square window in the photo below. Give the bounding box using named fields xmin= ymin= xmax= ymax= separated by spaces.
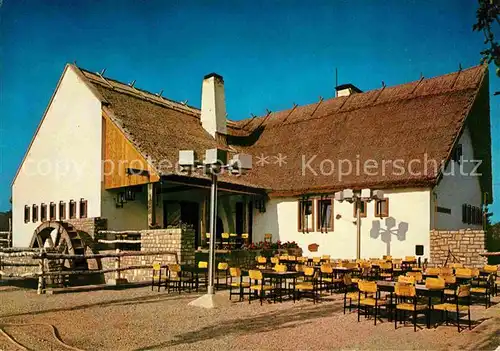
xmin=59 ymin=202 xmax=66 ymax=220
xmin=49 ymin=202 xmax=56 ymax=220
xmin=353 ymin=200 xmax=367 ymax=218
xmin=32 ymin=204 xmax=38 ymax=222
xmin=79 ymin=199 xmax=87 ymax=218
xmin=69 ymin=200 xmax=76 ymax=219
xmin=375 ymin=199 xmax=389 ymax=218
xmin=24 ymin=205 xmax=30 ymax=223
xmin=40 ymin=203 xmax=47 ymax=222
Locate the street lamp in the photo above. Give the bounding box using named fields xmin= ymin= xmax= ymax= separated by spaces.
xmin=334 ymin=188 xmax=384 ymax=259
xmin=179 ymin=148 xmax=252 ymax=308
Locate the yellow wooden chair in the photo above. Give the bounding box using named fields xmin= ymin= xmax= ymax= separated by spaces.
xmin=273 ymin=264 xmax=287 ymax=272
xmin=471 ymin=274 xmax=495 ymax=308
xmin=440 ymin=274 xmax=458 ymax=298
xmin=167 ymin=264 xmax=192 ymax=293
xmin=436 ymin=267 xmax=450 ymax=276
xmin=255 ymin=256 xmax=267 ymax=269
xmin=221 ymin=232 xmax=230 ymax=248
xmin=151 ymin=263 xmax=166 ymax=292
xmin=357 ymin=281 xmax=387 ymax=325
xmin=433 ymin=285 xmax=472 ymax=331
xmin=270 ymin=256 xmax=280 ymax=265
xmin=312 ymin=257 xmax=321 ymax=265
xmin=216 ymin=262 xmax=229 ymax=289
xmin=394 ymin=282 xmax=427 ymax=331
xmin=425 ymin=277 xmax=446 ymax=290
xmin=406 ymin=271 xmax=423 ymax=283
xmin=425 ymin=267 xmax=441 ymax=276
xmin=379 ymin=262 xmax=393 ymax=280
xmin=241 ymin=233 xmax=249 ymax=245
xmin=320 ymin=263 xmax=341 ymax=293
xmin=294 ymin=266 xmax=320 ymax=303
xmin=229 ymin=267 xmax=250 ymax=301
xmin=343 ymin=274 xmax=358 ymax=314
xmin=455 ymin=268 xmax=473 ymax=279
xmin=398 ymin=275 xmax=416 ymax=285
xmin=248 ymin=269 xmax=274 ymax=305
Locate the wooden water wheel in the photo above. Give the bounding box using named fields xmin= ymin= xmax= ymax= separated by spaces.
xmin=29 ymin=221 xmax=89 ymax=286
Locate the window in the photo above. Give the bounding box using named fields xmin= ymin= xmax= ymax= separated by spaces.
xmin=452 ymin=144 xmax=463 ymax=164
xmin=40 ymin=203 xmax=47 ymax=222
xmin=69 ymin=200 xmax=76 ymax=219
xmin=463 ymin=205 xmax=483 ymax=225
xmin=462 ymin=204 xmax=483 ymax=225
xmin=49 ymin=202 xmax=56 ymax=220
xmin=316 ymin=198 xmax=333 ymax=232
xmin=436 ymin=206 xmax=451 ymax=215
xmin=353 ymin=200 xmax=367 ymax=218
xmin=375 ymin=199 xmax=389 ymax=218
xmin=59 ymin=201 xmax=66 ymax=220
xmin=79 ymin=199 xmax=88 ymax=218
xmin=298 ymin=198 xmax=314 ymax=232
xmin=32 ymin=204 xmax=38 ymax=222
xmin=24 ymin=205 xmax=30 ymax=223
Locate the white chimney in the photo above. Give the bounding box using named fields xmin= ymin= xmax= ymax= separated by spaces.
xmin=201 ymin=73 xmax=227 ymax=137
xmin=335 ymin=83 xmax=362 ymax=97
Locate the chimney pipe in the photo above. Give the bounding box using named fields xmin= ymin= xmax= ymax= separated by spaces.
xmin=201 ymin=73 xmax=227 ymax=137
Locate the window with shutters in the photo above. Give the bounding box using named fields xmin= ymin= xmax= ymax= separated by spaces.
xmin=353 ymin=200 xmax=367 ymax=218
xmin=298 ymin=199 xmax=314 ymax=232
xmin=32 ymin=204 xmax=38 ymax=222
xmin=59 ymin=202 xmax=66 ymax=220
xmin=316 ymin=198 xmax=333 ymax=232
xmin=49 ymin=202 xmax=56 ymax=220
xmin=79 ymin=199 xmax=88 ymax=218
xmin=40 ymin=203 xmax=47 ymax=222
xmin=24 ymin=205 xmax=30 ymax=223
xmin=375 ymin=199 xmax=389 ymax=218
xmin=69 ymin=200 xmax=76 ymax=219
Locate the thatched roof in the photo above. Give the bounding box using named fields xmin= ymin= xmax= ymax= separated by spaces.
xmin=76 ymin=64 xmax=491 ymax=198
xmin=227 ymin=65 xmax=490 ymax=197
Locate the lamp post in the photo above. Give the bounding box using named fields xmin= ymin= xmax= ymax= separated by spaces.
xmin=179 ymin=148 xmax=252 ymax=307
xmin=334 ymin=188 xmax=384 ymax=259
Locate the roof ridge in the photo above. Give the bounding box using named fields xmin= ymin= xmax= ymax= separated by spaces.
xmin=230 ymin=64 xmax=485 ymax=132
xmin=78 ymin=66 xmax=202 ymax=117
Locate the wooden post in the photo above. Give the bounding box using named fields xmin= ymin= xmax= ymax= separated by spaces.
xmin=115 ymin=248 xmax=121 ymax=280
xmin=8 ymin=218 xmax=12 ymax=247
xmin=37 ymin=249 xmax=45 ymax=295
xmin=148 ymin=183 xmax=156 ymax=228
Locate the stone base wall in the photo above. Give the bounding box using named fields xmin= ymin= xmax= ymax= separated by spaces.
xmin=101 ymin=228 xmax=196 ymax=283
xmin=430 ymin=229 xmax=487 ymax=267
xmin=67 ymin=217 xmax=108 ymax=238
xmin=1 ymin=226 xmax=196 ymax=285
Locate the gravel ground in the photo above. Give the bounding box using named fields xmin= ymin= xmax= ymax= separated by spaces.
xmin=0 ymin=282 xmax=499 ymax=351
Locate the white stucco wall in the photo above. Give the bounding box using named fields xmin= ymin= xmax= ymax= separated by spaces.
xmin=432 ymin=127 xmax=483 ymax=230
xmin=253 ymin=188 xmax=432 ymax=259
xmin=12 ymin=66 xmax=103 ymax=247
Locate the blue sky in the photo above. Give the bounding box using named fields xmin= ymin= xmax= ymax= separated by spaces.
xmin=1 ymin=0 xmax=499 ymax=218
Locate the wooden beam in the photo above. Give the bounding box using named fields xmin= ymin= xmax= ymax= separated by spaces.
xmin=148 ymin=183 xmax=156 ymax=228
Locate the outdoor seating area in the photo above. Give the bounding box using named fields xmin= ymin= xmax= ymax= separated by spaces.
xmin=151 ymin=255 xmax=499 ymax=332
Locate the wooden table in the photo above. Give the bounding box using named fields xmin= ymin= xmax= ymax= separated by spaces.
xmin=376 ymin=280 xmax=444 ymax=328
xmin=261 ymin=270 xmax=301 ymax=302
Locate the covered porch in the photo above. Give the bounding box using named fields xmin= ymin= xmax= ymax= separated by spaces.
xmin=101 ymin=174 xmax=267 ymax=250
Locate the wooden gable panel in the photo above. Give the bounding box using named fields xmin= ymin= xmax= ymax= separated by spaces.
xmin=102 ymin=112 xmax=159 ymax=189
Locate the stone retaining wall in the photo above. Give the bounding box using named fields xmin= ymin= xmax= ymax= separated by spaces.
xmin=429 ymin=229 xmax=486 ymax=267
xmin=101 ymin=228 xmax=195 ymax=283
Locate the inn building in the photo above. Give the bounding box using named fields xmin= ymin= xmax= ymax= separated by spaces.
xmin=11 ymin=64 xmax=492 ymax=261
